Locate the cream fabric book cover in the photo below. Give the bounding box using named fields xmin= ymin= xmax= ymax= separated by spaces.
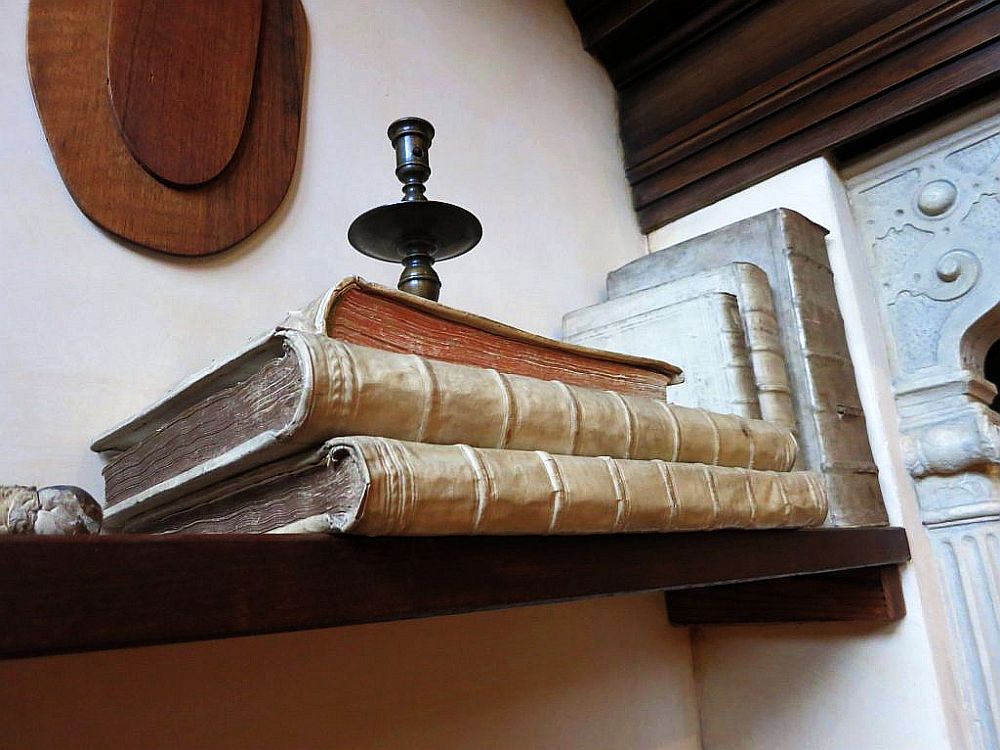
xmin=94 ymin=330 xmax=798 ymax=517
xmin=111 ymin=437 xmax=827 ymax=535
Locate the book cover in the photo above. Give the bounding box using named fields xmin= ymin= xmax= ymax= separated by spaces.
xmin=110 ymin=437 xmax=827 ymax=535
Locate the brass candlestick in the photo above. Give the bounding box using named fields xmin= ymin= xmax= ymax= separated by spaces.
xmin=348 ymin=118 xmax=482 ymax=301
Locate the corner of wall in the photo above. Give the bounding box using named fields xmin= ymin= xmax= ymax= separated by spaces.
xmin=644 ymin=157 xmax=958 ymax=750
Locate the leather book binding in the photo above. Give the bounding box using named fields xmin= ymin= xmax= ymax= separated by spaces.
xmin=110 ymin=437 xmax=827 ymax=534
xmin=94 ymin=330 xmax=797 ymax=514
xmin=282 ymin=276 xmax=683 ymax=399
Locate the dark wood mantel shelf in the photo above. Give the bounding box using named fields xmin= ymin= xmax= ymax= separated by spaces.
xmin=0 ymin=527 xmax=909 ymax=659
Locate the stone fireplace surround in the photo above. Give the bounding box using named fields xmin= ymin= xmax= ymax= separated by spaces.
xmin=846 ymin=110 xmax=1000 ymax=750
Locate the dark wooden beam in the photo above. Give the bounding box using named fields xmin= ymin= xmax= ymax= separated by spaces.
xmin=0 ymin=527 xmax=908 ymax=659
xmin=567 ymin=0 xmax=999 ymax=231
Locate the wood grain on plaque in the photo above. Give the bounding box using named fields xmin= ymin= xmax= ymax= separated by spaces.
xmin=27 ymin=0 xmax=306 ymax=256
xmin=107 ymin=0 xmax=263 ymax=186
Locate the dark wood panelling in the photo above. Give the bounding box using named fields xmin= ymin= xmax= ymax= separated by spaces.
xmin=0 ymin=527 xmax=908 ymax=659
xmin=567 ymin=0 xmax=1000 ymax=231
xmin=636 ymin=42 xmax=998 ymax=227
xmin=666 ymin=565 xmax=906 ymax=624
xmin=566 ymin=0 xmax=762 ymax=88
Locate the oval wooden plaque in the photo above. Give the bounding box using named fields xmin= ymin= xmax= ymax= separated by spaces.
xmin=27 ymin=0 xmax=307 ymax=256
xmin=107 ymin=0 xmax=263 ymax=186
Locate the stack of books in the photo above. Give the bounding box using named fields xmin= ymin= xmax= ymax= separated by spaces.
xmin=91 ymin=277 xmax=828 ymax=535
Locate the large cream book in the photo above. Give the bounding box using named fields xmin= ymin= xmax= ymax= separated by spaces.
xmin=93 ymin=330 xmax=798 ymax=512
xmin=107 ymin=437 xmax=828 ymax=534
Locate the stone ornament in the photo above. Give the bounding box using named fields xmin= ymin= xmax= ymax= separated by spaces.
xmin=0 ymin=485 xmax=102 ymax=535
xmin=846 ymin=108 xmax=1000 ymax=750
xmin=915 ymin=179 xmax=958 ymax=216
xmin=924 ymin=249 xmax=980 ymax=301
xmin=848 ymin=112 xmax=1000 ymax=518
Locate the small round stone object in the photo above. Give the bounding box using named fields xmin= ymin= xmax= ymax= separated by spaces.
xmin=924 ymin=249 xmax=980 ymax=301
xmin=0 ymin=484 xmax=102 ymax=534
xmin=916 ymin=179 xmax=958 ymax=217
xmin=936 ymin=256 xmax=962 ymax=282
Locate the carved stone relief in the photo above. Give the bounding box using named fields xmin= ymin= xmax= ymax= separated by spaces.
xmin=846 ymin=109 xmax=1000 ymax=750
xmin=849 ymin=115 xmax=1000 ymax=522
xmin=567 ymin=209 xmax=887 ymax=527
xmin=930 ymin=520 xmax=1000 ymax=750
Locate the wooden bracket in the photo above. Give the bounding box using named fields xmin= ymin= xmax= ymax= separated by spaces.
xmin=665 ymin=564 xmax=905 ymax=624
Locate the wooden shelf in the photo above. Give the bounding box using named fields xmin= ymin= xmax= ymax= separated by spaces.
xmin=0 ymin=527 xmax=909 ymax=659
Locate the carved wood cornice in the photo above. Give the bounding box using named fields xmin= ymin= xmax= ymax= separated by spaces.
xmin=565 ymin=0 xmax=1000 ymax=231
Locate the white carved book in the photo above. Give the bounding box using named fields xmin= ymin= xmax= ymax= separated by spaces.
xmin=564 ymin=263 xmax=795 ymax=430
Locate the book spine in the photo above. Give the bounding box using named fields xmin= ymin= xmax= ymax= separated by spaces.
xmin=733 ymin=264 xmax=797 ymax=432
xmin=716 ymin=293 xmax=761 ymax=419
xmin=299 ymin=335 xmax=798 ymax=472
xmin=303 ymin=437 xmax=827 ymax=535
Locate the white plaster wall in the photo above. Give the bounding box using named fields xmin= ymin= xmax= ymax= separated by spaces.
xmin=649 ymin=158 xmax=961 ymax=749
xmin=2 ymin=0 xmax=646 ymax=495
xmin=3 ymin=596 xmax=699 ymax=750
xmin=0 ymin=2 xmax=700 ymax=748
